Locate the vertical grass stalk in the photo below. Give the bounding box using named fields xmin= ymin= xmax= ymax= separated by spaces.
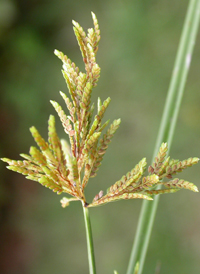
xmin=126 ymin=1 xmax=200 ymax=274
xmin=82 ymin=204 xmax=96 ymax=274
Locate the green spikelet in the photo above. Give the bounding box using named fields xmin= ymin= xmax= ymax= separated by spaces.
xmin=50 ymin=100 xmax=75 ymax=137
xmin=169 ymin=157 xmax=199 ymax=175
xmin=84 ymin=132 xmax=101 ymax=155
xmin=150 ymin=142 xmax=168 ymax=174
xmin=72 ymin=20 xmax=87 ymax=63
xmin=86 ymin=97 xmax=111 ymax=142
xmin=97 ymin=119 xmax=110 ymax=133
xmin=157 ymin=157 xmax=199 ymax=179
xmin=1 ymin=157 xmax=27 ymax=167
xmin=82 ymin=162 xmax=93 ymax=189
xmin=91 ymin=63 xmax=101 ymax=87
xmin=48 ymin=115 xmax=65 ymax=164
xmin=107 ymin=158 xmax=147 ymax=195
xmin=144 ymin=189 xmax=180 ymax=195
xmin=91 ymin=12 xmax=101 ymax=53
xmin=66 ymin=154 xmax=83 ymax=197
xmin=141 ymin=174 xmax=159 ymax=189
xmin=156 ymin=156 xmax=170 ymax=176
xmin=60 ymin=139 xmax=71 ymax=158
xmin=156 ymin=142 xmax=168 ymax=163
xmin=66 ymin=155 xmax=79 ymax=182
xmin=6 ymin=165 xmax=35 ymax=176
xmin=2 ymin=155 xmax=43 ymax=176
xmin=29 ymin=127 xmax=57 ymax=168
xmin=54 ymin=49 xmax=79 ymax=92
xmin=80 ymin=82 xmax=93 ymax=110
xmin=87 ymin=42 xmax=96 ymax=65
xmin=76 ymin=72 xmax=87 ymax=98
xmin=19 ymin=153 xmax=33 ymax=161
xmin=96 ymin=97 xmax=111 ymax=124
xmin=41 ymin=166 xmax=60 ymax=183
xmin=81 ymin=132 xmax=101 ymax=189
xmin=39 ymin=176 xmax=64 ymax=194
xmin=61 ymin=69 xmax=77 ymax=107
xmin=30 ymin=126 xmax=49 ymax=151
xmin=89 ymin=192 xmax=152 ymax=207
xmin=29 ymin=146 xmax=46 ymax=166
xmin=90 ymin=119 xmax=121 ymax=177
xmin=59 ymin=91 xmax=76 ymax=123
xmin=164 ymin=178 xmax=199 ymax=192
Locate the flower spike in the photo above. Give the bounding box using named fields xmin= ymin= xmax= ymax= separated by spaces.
xmin=1 ymin=14 xmax=199 ymax=208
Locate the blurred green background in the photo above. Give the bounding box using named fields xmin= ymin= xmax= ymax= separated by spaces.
xmin=0 ymin=0 xmax=200 ymax=273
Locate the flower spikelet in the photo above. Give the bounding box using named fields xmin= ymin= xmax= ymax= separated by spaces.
xmin=50 ymin=100 xmax=75 ymax=137
xmin=90 ymin=119 xmax=121 ymax=178
xmin=59 ymin=91 xmax=76 ymax=123
xmin=72 ymin=20 xmax=87 ymax=63
xmin=76 ymin=72 xmax=87 ymax=98
xmin=164 ymin=178 xmax=198 ymax=192
xmin=148 ymin=142 xmax=168 ymax=175
xmin=88 ymin=12 xmax=100 ymax=54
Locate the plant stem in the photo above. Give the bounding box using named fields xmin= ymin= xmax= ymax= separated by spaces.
xmin=82 ymin=203 xmax=96 ymax=274
xmin=126 ymin=1 xmax=200 ymax=274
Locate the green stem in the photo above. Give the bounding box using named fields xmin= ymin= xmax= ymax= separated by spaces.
xmin=82 ymin=203 xmax=96 ymax=274
xmin=126 ymin=1 xmax=200 ymax=274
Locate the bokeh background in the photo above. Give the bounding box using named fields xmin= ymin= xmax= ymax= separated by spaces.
xmin=0 ymin=0 xmax=200 ymax=273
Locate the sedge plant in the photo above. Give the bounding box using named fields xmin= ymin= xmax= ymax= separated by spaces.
xmin=1 ymin=10 xmax=199 ymax=274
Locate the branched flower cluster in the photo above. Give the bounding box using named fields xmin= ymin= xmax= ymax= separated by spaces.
xmin=89 ymin=143 xmax=198 ymax=207
xmin=1 ymin=13 xmax=199 ymax=208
